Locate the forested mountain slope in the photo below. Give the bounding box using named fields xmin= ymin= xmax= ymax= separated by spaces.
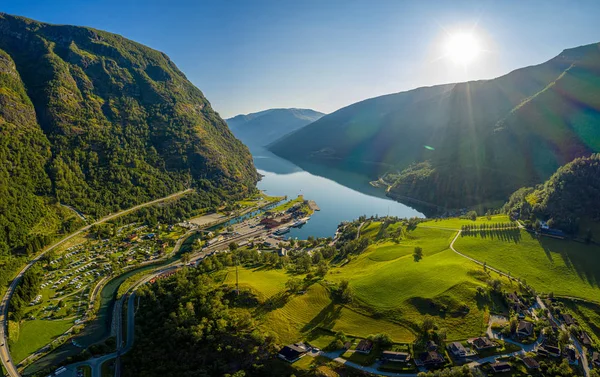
xmin=270 ymin=43 xmax=600 ymax=208
xmin=226 ymin=108 xmax=324 ymax=147
xmin=504 ymin=153 xmax=600 ymax=234
xmin=0 ymin=13 xmax=258 ymax=255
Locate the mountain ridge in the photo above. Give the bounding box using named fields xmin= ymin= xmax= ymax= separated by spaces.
xmin=0 ymin=12 xmax=258 ymax=255
xmin=226 ymin=107 xmax=324 ymax=147
xmin=269 ymin=42 xmax=600 ymax=209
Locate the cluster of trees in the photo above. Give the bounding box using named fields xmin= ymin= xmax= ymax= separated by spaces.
xmin=9 ymin=266 xmax=43 ymax=322
xmin=122 ymin=269 xmax=279 ymax=376
xmin=460 ymin=222 xmax=518 ymax=232
xmin=504 ymin=154 xmax=600 ymax=234
xmin=417 ymin=366 xmax=473 ymax=377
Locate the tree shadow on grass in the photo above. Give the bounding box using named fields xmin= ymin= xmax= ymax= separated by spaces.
xmin=301 ymin=302 xmax=342 ymax=333
xmin=539 ymin=236 xmax=600 ymax=290
xmin=255 ymin=291 xmax=291 ymax=315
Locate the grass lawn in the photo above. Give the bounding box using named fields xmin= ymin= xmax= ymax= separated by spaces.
xmin=454 ymin=229 xmax=600 ymax=301
xmin=364 ymin=227 xmax=457 ymax=261
xmin=260 ymin=281 xmax=416 ymax=344
xmin=341 ymin=348 xmax=378 ymax=366
xmin=420 ymin=215 xmax=513 ymax=230
xmin=330 ymin=239 xmax=492 ymax=341
xmin=10 ymin=318 xmax=73 ymax=363
xmin=223 ymin=266 xmax=294 ymax=300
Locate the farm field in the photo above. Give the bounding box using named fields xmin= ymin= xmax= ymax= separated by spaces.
xmin=454 ymin=229 xmax=600 ymax=301
xmin=223 ymin=223 xmax=506 ymax=344
xmin=330 ymin=245 xmax=492 ymax=341
xmin=420 ymin=215 xmax=513 ymax=230
xmin=222 ymin=267 xmax=417 ymax=346
xmin=10 ymin=319 xmax=73 ymax=363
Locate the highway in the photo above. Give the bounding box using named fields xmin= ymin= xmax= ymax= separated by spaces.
xmin=0 ymin=189 xmax=192 ymax=377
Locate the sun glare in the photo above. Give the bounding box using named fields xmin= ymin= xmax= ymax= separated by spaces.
xmin=444 ymin=32 xmax=480 ymax=65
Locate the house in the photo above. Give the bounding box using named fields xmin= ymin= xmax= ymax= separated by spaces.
xmin=591 ymin=352 xmax=600 ymax=368
xmin=565 ymin=346 xmax=579 ymax=365
xmin=538 ymin=344 xmax=561 ymax=358
xmin=517 ymin=320 xmax=534 ymax=337
xmin=381 ymin=351 xmax=411 ymax=363
xmin=521 ymin=357 xmax=540 ymax=370
xmin=278 ymin=343 xmax=308 ymax=363
xmin=470 ymin=337 xmax=496 ymax=350
xmin=448 ymin=342 xmax=468 ymax=358
xmin=416 ymin=350 xmax=445 ymax=367
xmin=355 ymin=339 xmax=374 ymax=354
xmin=278 ymin=248 xmax=288 ymax=257
xmin=562 ymin=313 xmax=575 ymax=326
xmin=579 ymin=331 xmax=592 ymax=347
xmin=491 ymin=361 xmax=511 ymax=373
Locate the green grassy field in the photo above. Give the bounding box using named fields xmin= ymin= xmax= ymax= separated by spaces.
xmin=454 ymin=229 xmax=600 ymax=301
xmin=225 ymin=225 xmax=502 ymax=344
xmin=225 ymin=268 xmax=416 ymax=345
xmin=420 ymin=215 xmax=513 ymax=230
xmin=330 ymin=244 xmax=492 ymax=341
xmin=10 ymin=318 xmax=73 ymax=363
xmin=223 ymin=266 xmax=293 ymax=300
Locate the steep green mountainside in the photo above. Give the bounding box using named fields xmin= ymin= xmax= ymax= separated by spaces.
xmin=0 ymin=13 xmax=258 ymax=254
xmin=227 ymin=108 xmax=324 ymax=147
xmin=270 ymin=43 xmax=600 ymax=208
xmin=505 ymin=153 xmax=600 ymax=234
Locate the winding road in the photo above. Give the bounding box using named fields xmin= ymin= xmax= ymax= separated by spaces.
xmin=0 ymin=189 xmax=192 ymax=377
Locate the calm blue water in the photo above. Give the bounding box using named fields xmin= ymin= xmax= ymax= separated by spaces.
xmin=252 ymin=147 xmax=423 ymax=239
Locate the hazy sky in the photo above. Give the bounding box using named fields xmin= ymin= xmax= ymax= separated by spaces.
xmin=3 ymin=0 xmax=600 ymax=118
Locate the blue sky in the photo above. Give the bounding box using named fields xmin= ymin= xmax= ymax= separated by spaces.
xmin=3 ymin=0 xmax=600 ymax=118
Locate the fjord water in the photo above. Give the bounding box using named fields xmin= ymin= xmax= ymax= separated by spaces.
xmin=253 ymin=147 xmax=423 ymax=238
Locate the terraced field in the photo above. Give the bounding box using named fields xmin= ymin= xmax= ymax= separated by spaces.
xmin=454 ymin=229 xmax=600 ymax=301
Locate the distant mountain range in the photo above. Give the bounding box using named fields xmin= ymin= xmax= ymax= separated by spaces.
xmin=270 ymin=43 xmax=600 ymax=209
xmin=226 ymin=108 xmax=324 ymax=147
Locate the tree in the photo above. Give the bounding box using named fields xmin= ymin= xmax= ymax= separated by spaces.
xmin=413 ymin=246 xmax=423 ymax=262
xmin=316 ymin=261 xmax=328 ymax=277
xmin=285 ymin=278 xmax=303 ymax=293
xmin=421 ymin=316 xmax=436 ymax=333
xmin=336 ymin=280 xmax=353 ymax=303
xmin=228 ymin=242 xmax=239 ymax=252
xmin=559 ymin=329 xmax=571 ymax=345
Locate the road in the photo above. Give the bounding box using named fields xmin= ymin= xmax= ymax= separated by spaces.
xmin=0 ymin=189 xmax=192 ymax=377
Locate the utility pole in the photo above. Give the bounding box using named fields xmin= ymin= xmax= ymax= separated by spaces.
xmin=235 ymin=254 xmax=239 ymax=295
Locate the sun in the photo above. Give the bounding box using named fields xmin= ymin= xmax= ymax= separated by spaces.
xmin=444 ymin=32 xmax=481 ymax=65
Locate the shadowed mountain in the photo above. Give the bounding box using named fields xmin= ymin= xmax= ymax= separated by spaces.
xmin=270 ymin=43 xmax=600 ymax=209
xmin=227 ymin=108 xmax=324 ymax=148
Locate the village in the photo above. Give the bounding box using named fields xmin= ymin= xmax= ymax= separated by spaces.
xmin=275 ymin=284 xmax=599 ymax=376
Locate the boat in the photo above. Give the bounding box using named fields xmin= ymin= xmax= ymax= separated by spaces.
xmin=274 ymin=227 xmax=290 ymax=235
xmin=291 ymin=218 xmax=308 ymax=228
